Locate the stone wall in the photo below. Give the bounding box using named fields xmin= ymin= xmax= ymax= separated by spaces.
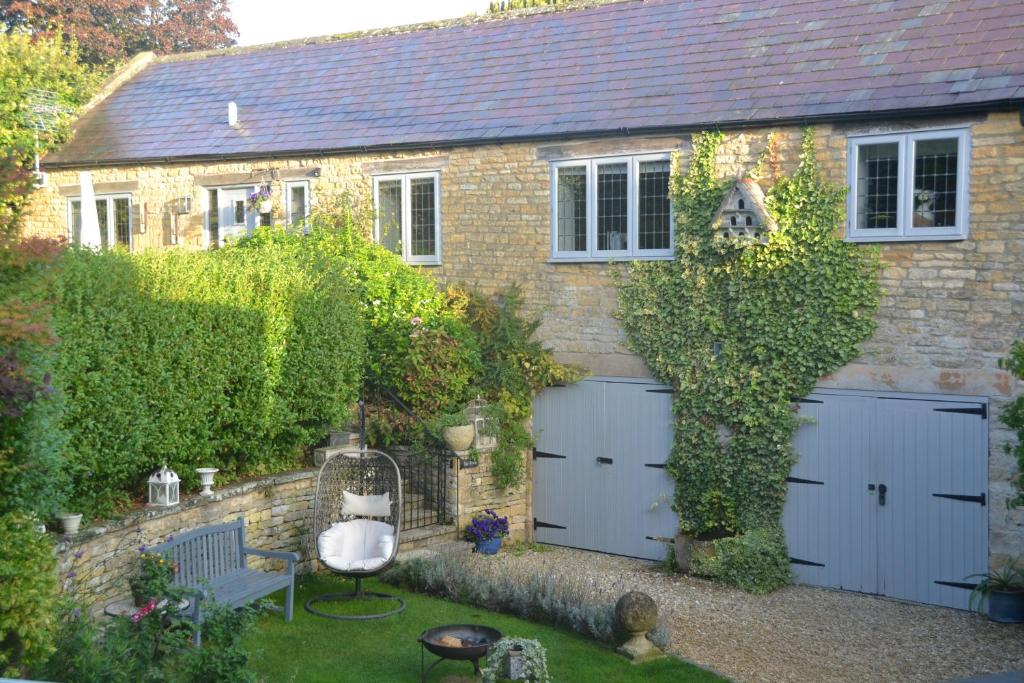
xmin=447 ymin=446 xmax=532 ymax=543
xmin=26 ymin=110 xmax=1024 ymax=565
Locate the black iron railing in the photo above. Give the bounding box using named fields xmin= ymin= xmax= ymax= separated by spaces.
xmin=360 ymin=393 xmax=455 ymax=531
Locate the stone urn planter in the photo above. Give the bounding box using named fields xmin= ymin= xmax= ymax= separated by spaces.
xmin=196 ymin=467 xmax=219 ymax=496
xmin=60 ymin=513 xmax=83 ymax=536
xmin=442 ymin=424 xmax=475 ymax=452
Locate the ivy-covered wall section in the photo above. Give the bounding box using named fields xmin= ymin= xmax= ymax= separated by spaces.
xmin=617 ymin=130 xmax=881 ymax=593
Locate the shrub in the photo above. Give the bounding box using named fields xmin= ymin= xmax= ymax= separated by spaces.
xmin=688 ymin=526 xmax=791 ymax=594
xmin=1000 ymin=340 xmax=1024 ymax=507
xmin=53 ymin=228 xmax=366 ymax=517
xmin=0 ymin=513 xmax=58 ymax=676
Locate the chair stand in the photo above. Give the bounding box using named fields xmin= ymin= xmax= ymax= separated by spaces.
xmin=304 ymin=576 xmax=407 ymax=620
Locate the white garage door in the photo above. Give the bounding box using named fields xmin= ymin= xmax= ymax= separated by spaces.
xmin=532 ymin=377 xmax=677 ymax=561
xmin=783 ymin=389 xmax=989 ymax=609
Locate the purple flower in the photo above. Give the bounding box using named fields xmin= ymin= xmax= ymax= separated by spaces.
xmin=165 ymin=534 xmax=174 ymax=542
xmin=71 ymin=607 xmax=81 ymax=619
xmin=138 ymin=544 xmax=147 ymax=553
xmin=74 ymin=550 xmax=84 ymax=559
xmin=66 ymin=570 xmax=77 ymax=579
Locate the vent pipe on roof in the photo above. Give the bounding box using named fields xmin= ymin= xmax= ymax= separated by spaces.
xmin=228 ymin=101 xmax=238 ymax=127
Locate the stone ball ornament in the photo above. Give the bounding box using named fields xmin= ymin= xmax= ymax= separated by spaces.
xmin=614 ymin=591 xmax=665 ymax=663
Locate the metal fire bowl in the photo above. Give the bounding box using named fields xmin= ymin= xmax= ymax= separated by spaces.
xmin=418 ymin=624 xmax=502 ymax=661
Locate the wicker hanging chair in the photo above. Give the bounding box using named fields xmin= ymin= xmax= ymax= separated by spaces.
xmin=305 ymin=449 xmax=406 ymax=620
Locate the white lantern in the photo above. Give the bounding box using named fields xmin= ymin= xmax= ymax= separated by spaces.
xmin=148 ymin=465 xmax=180 ymax=507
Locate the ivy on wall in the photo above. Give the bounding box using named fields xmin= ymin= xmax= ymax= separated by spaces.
xmin=617 ymin=130 xmax=881 ymax=592
xmin=1000 ymin=341 xmax=1024 ymax=507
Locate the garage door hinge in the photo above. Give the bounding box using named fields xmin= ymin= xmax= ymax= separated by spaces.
xmin=645 ymin=388 xmax=675 ymax=394
xmin=645 ymin=463 xmax=667 ymax=469
xmin=934 ymin=404 xmax=987 ymax=419
xmin=793 ymin=397 xmax=824 ymax=404
xmin=532 ymin=449 xmax=566 ymax=460
xmin=789 ymin=557 xmax=825 ymax=567
xmin=533 ymin=518 xmax=566 ymax=531
xmin=932 ymin=492 xmax=986 ymax=506
xmin=786 ymin=476 xmax=825 ymax=485
xmin=934 ymin=580 xmax=978 ymax=590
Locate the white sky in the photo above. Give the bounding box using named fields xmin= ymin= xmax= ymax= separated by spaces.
xmin=230 ymin=0 xmax=494 ymax=46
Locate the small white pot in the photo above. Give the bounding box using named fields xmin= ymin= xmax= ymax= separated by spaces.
xmin=196 ymin=467 xmax=219 ymax=496
xmin=258 ymin=199 xmax=272 ymax=214
xmin=61 ymin=513 xmax=83 ymax=536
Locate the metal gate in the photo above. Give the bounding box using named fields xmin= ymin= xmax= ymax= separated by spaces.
xmin=783 ymin=389 xmax=989 ymax=609
xmin=532 ymin=377 xmax=677 ymax=561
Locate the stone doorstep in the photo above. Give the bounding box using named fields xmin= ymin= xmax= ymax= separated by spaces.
xmin=396 ymin=523 xmax=459 ymax=558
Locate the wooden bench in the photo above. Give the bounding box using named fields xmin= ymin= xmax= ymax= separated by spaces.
xmin=152 ymin=516 xmax=298 ymax=644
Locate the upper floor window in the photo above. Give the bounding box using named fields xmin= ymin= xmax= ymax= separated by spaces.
xmin=847 ymin=128 xmax=970 ymax=241
xmin=372 ymin=172 xmax=441 ymax=265
xmin=550 ymin=154 xmax=673 ymax=261
xmin=285 ymin=180 xmax=310 ymax=230
xmin=68 ymin=194 xmax=131 ymax=248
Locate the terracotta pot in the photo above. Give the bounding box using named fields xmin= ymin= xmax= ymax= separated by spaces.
xmin=443 ymin=424 xmax=475 ymax=451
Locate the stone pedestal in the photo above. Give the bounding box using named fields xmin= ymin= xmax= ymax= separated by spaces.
xmin=614 ymin=591 xmax=665 ymax=664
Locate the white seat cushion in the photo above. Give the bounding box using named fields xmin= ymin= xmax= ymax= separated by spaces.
xmin=317 ymin=519 xmax=395 ymax=573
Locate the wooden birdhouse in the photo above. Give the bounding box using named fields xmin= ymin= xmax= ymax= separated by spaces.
xmin=711 ymin=178 xmax=776 ymax=243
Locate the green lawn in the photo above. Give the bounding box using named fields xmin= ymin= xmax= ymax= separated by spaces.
xmin=246 ymin=576 xmax=724 ymax=682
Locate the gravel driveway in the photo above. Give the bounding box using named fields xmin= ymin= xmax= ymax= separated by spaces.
xmin=447 ymin=545 xmax=1024 ymax=683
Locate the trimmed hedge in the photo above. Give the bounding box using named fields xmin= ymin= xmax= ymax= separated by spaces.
xmin=54 ymin=229 xmax=366 ymax=517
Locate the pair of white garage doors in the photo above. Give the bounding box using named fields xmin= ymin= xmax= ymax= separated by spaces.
xmin=532 ymin=378 xmax=989 ymax=610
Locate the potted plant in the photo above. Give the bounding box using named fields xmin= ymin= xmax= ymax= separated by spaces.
xmin=130 ymin=550 xmax=178 ymax=607
xmin=60 ymin=512 xmax=83 ymax=536
xmin=482 ymin=637 xmax=550 ymax=683
xmin=434 ymin=411 xmax=475 ymax=452
xmin=968 ymin=561 xmax=1024 ymax=623
xmin=463 ymin=509 xmax=509 ymax=555
xmin=246 ymin=186 xmax=273 ymax=215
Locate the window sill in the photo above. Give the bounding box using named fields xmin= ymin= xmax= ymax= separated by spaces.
xmin=845 ymin=233 xmax=968 ymax=244
xmin=406 ymin=261 xmax=442 ymax=267
xmin=548 ymin=254 xmax=674 ymax=264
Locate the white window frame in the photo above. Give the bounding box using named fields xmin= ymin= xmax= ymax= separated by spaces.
xmin=847 ymin=127 xmax=970 ymax=242
xmin=549 ymin=153 xmax=674 ymax=262
xmin=202 ymin=184 xmax=256 ymax=248
xmin=283 ymin=180 xmax=311 ymax=231
xmin=67 ymin=193 xmax=133 ymax=249
xmin=372 ymin=171 xmax=442 ymax=266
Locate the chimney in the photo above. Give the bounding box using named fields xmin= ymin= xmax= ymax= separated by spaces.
xmin=228 ymin=101 xmax=238 ymax=127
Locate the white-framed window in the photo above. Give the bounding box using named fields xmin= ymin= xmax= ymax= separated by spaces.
xmin=847 ymin=128 xmax=970 ymax=242
xmin=372 ymin=171 xmax=441 ymax=265
xmin=550 ymin=153 xmax=673 ymax=261
xmin=203 ymin=185 xmax=256 ymax=248
xmin=284 ymin=180 xmax=311 ymax=231
xmin=67 ymin=194 xmax=132 ymax=248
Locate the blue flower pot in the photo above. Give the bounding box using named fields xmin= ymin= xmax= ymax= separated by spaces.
xmin=475 ymin=537 xmax=502 ymax=555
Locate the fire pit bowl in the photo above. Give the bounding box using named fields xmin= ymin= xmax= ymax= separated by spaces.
xmin=417 ymin=623 xmax=502 ymax=680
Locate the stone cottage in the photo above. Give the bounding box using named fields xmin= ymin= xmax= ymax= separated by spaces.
xmin=22 ymin=0 xmax=1024 ymax=609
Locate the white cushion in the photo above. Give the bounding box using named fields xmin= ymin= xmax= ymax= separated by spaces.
xmin=317 ymin=519 xmax=395 ymax=573
xmin=341 ymin=490 xmax=392 ymax=517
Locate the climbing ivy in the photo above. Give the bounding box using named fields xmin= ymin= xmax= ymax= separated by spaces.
xmin=617 ymin=129 xmax=880 ymax=592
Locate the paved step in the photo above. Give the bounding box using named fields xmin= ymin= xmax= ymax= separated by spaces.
xmin=397 ymin=523 xmax=459 ymax=558
xmin=329 ymin=430 xmax=361 ymax=447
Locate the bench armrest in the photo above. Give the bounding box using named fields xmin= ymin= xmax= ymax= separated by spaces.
xmin=243 ymin=547 xmax=299 ymax=564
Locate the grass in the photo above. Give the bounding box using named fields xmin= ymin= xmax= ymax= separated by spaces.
xmin=246 ymin=575 xmax=724 ymax=682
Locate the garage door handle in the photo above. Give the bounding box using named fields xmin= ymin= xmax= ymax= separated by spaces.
xmin=596 ymin=457 xmax=613 ymax=465
xmin=878 ymin=483 xmax=887 ymax=506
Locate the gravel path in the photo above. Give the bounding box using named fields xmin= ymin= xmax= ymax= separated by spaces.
xmin=448 ymin=545 xmax=1024 ymax=683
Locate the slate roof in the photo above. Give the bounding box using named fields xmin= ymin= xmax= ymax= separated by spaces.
xmin=46 ymin=0 xmax=1024 ymax=167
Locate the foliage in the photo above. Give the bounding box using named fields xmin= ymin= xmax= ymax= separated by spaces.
xmin=1 ymin=0 xmax=238 ymax=66
xmin=465 ymin=285 xmax=584 ymax=489
xmin=1000 ymin=341 xmax=1024 ymax=506
xmin=968 ymin=561 xmax=1024 ymax=611
xmin=0 ymin=513 xmax=58 ymax=676
xmin=128 ymin=551 xmax=178 ymax=603
xmin=53 ymin=228 xmax=365 ymax=517
xmin=688 ymin=526 xmax=792 ymax=594
xmin=33 ymin=595 xmax=261 ymax=682
xmin=488 ymin=0 xmax=568 ymax=13
xmin=617 ymin=129 xmax=880 ymax=592
xmin=463 ymin=508 xmax=510 ymax=543
xmin=482 ymin=637 xmax=550 ymax=683
xmin=382 ymin=550 xmax=619 ymax=644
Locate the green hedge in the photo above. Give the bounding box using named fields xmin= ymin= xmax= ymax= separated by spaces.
xmin=688 ymin=526 xmax=791 ymax=594
xmin=54 ymin=229 xmax=365 ymax=517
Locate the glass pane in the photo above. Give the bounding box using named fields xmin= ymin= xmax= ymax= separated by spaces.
xmin=70 ymin=200 xmax=82 ymax=244
xmin=113 ymin=198 xmax=130 ymax=246
xmin=638 ymin=160 xmax=670 ymax=250
xmin=597 ymin=163 xmax=628 ymax=251
xmin=234 ymin=200 xmax=245 ymax=225
xmin=409 ymin=177 xmax=436 ymax=257
xmin=95 ymin=199 xmax=109 ymax=249
xmin=208 ymin=189 xmax=219 ymax=245
xmin=856 ymin=142 xmax=899 ymax=229
xmin=913 ymin=138 xmax=958 ymax=228
xmin=377 ymin=180 xmax=402 ymax=254
xmin=289 ymin=185 xmax=306 ymax=225
xmin=556 ymin=166 xmax=587 ymax=252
